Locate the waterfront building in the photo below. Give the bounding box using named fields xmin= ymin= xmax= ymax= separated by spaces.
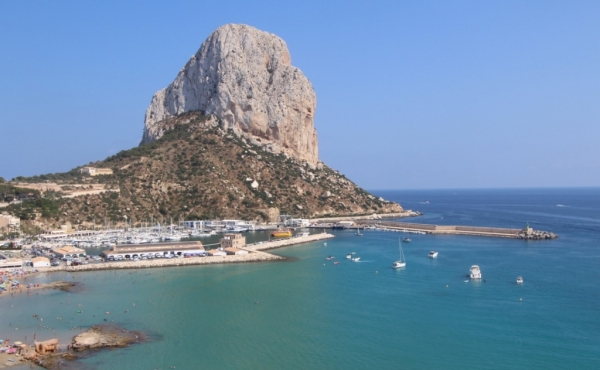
xmin=103 ymin=241 xmax=205 ymax=260
xmin=220 ymin=233 xmax=246 ymax=249
xmin=32 ymin=257 xmax=50 ymax=268
xmin=286 ymin=218 xmax=310 ymax=227
xmin=0 ymin=258 xmax=23 ymax=270
xmin=182 ymin=220 xmax=210 ymax=230
xmin=207 ymin=249 xmax=227 ymax=256
xmin=224 ymin=247 xmax=248 ymax=255
xmin=52 ymin=246 xmax=86 ymax=258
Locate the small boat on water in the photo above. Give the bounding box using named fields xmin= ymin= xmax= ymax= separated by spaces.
xmin=346 ymin=253 xmax=352 ymax=259
xmin=352 ymin=257 xmax=361 ymax=262
xmin=325 ymin=256 xmax=335 ymax=260
xmin=402 ymin=237 xmax=412 ymax=243
xmin=428 ymin=251 xmax=438 ymax=258
xmin=271 ymin=229 xmax=292 ymax=238
xmin=356 ymin=228 xmax=363 ymax=236
xmin=393 ymin=239 xmax=406 ymax=269
xmin=470 ymin=265 xmax=482 ymax=279
xmin=516 ymin=276 xmax=523 ymax=284
xmin=333 ymin=261 xmax=340 ymax=265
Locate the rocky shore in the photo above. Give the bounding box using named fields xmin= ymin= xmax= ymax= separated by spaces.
xmin=517 ymin=230 xmax=558 ymax=240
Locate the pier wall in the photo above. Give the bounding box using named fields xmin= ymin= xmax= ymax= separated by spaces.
xmin=247 ymin=232 xmax=334 ymax=251
xmin=360 ymin=221 xmax=522 ymax=238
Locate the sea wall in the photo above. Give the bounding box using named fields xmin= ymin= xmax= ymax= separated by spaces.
xmin=248 ymin=232 xmax=334 ymax=251
xmin=309 ymin=211 xmax=420 ymax=224
xmin=360 ymin=221 xmax=529 ymax=238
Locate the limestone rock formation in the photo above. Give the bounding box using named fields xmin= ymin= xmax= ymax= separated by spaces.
xmin=142 ymin=24 xmax=318 ymax=166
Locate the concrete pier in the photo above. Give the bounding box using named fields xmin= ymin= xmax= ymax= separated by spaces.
xmin=355 ymin=221 xmax=556 ymax=239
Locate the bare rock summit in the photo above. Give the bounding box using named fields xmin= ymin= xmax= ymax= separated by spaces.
xmin=142 ymin=24 xmax=318 ymax=166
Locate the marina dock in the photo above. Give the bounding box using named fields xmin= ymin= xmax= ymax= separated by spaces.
xmin=36 ymin=232 xmax=335 ymax=273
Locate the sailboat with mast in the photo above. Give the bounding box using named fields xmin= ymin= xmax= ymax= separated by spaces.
xmin=393 ymin=238 xmax=406 ymax=269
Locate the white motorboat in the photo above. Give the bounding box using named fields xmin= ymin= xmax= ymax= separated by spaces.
xmin=393 ymin=239 xmax=406 ymax=269
xmin=352 ymin=257 xmax=361 ymax=262
xmin=470 ymin=265 xmax=482 ymax=279
xmin=516 ymin=276 xmax=523 ymax=284
xmin=428 ymin=251 xmax=438 ymax=258
xmin=402 ymin=237 xmax=412 ymax=243
xmin=346 ymin=253 xmax=352 ymax=259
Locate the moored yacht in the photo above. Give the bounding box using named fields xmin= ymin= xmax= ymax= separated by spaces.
xmin=428 ymin=251 xmax=438 ymax=258
xmin=470 ymin=265 xmax=482 ymax=279
xmin=516 ymin=276 xmax=523 ymax=284
xmin=393 ymin=239 xmax=406 ymax=269
xmin=351 ymin=257 xmax=361 ymax=262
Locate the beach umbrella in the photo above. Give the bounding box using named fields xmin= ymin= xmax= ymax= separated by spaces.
xmin=0 ymin=339 xmax=4 ymax=343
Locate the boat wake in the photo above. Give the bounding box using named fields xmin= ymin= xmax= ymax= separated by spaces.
xmin=556 ymin=204 xmax=567 ymax=207
xmin=354 ymin=260 xmax=374 ymax=263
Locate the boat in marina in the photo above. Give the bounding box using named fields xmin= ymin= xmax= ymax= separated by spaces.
xmin=428 ymin=251 xmax=438 ymax=258
xmin=516 ymin=276 xmax=523 ymax=284
xmin=271 ymin=229 xmax=292 ymax=238
xmin=393 ymin=239 xmax=406 ymax=269
xmin=470 ymin=265 xmax=482 ymax=279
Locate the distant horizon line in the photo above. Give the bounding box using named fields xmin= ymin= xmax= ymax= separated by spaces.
xmin=369 ymin=186 xmax=600 ymax=192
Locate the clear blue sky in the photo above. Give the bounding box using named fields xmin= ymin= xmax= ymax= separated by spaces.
xmin=1 ymin=1 xmax=599 ymax=189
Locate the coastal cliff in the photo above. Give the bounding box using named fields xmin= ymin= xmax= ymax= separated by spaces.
xmin=143 ymin=24 xmax=318 ymax=166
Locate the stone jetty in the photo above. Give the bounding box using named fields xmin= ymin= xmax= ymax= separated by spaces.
xmin=353 ymin=220 xmax=558 ymax=240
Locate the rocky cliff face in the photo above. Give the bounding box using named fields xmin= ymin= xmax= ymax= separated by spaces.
xmin=142 ymin=24 xmax=318 ymax=166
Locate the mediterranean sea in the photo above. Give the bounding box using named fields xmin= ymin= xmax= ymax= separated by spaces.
xmin=2 ymin=188 xmax=599 ymax=369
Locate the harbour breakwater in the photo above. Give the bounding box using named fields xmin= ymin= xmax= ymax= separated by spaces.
xmin=356 ymin=221 xmax=557 ymax=239
xmin=247 ymin=232 xmax=335 ymax=251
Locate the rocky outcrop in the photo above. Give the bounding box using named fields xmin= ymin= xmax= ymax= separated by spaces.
xmin=72 ymin=325 xmax=142 ymax=351
xmin=143 ymin=24 xmax=318 ymax=166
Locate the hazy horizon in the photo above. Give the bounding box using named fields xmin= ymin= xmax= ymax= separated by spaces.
xmin=1 ymin=1 xmax=598 ymax=189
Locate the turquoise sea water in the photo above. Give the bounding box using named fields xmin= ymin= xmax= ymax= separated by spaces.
xmin=2 ymin=188 xmax=599 ymax=369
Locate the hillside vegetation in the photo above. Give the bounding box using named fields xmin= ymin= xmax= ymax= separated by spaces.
xmin=4 ymin=112 xmax=401 ymax=228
